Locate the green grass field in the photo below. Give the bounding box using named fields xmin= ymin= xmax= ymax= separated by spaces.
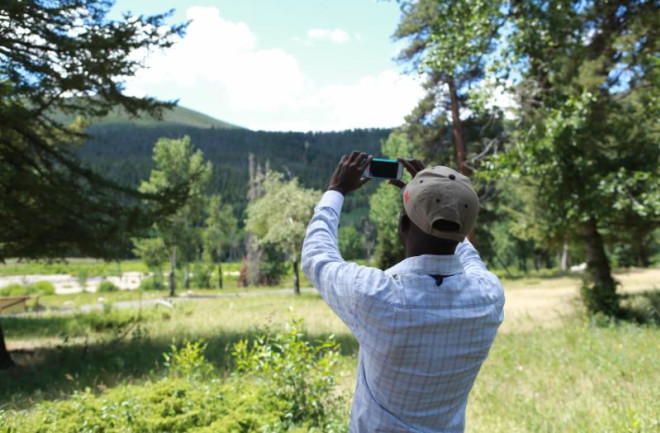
xmin=1 ymin=268 xmax=659 ymax=432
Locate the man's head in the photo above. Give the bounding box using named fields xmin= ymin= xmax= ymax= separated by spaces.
xmin=399 ymin=166 xmax=479 ymax=257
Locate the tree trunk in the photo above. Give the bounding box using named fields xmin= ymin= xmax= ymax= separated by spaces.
xmin=293 ymin=258 xmax=300 ymax=296
xmin=218 ymin=262 xmax=223 ymax=289
xmin=635 ymin=237 xmax=650 ymax=268
xmin=184 ymin=262 xmax=190 ymax=290
xmin=447 ymin=75 xmax=470 ymax=177
xmin=560 ymin=237 xmax=570 ymax=271
xmin=238 ymin=256 xmax=248 ymax=288
xmin=0 ymin=322 xmax=15 ymax=369
xmin=447 ymin=74 xmax=476 ymax=243
xmin=169 ymin=246 xmax=177 ymax=297
xmin=578 ymin=218 xmax=619 ymax=316
xmin=518 ymin=252 xmax=527 ymax=273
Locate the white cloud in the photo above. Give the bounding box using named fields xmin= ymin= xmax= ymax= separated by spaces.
xmin=307 ymin=28 xmax=350 ymax=44
xmin=125 ymin=7 xmax=424 ymax=131
xmin=253 ymin=71 xmax=425 ymax=131
xmin=126 ymin=6 xmax=307 ymax=111
xmin=316 ymin=71 xmax=424 ymax=129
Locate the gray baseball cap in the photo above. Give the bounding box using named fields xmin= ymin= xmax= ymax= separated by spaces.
xmin=402 ymin=166 xmax=479 ymax=241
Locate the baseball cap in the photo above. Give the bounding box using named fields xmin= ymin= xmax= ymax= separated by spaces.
xmin=402 ymin=166 xmax=479 ymax=241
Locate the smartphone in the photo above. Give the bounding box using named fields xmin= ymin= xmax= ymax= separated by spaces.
xmin=364 ymin=158 xmax=403 ymax=180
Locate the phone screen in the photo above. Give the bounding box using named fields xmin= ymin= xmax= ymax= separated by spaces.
xmin=369 ymin=158 xmax=401 ymax=179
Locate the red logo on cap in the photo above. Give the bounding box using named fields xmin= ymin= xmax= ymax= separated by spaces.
xmin=404 ymin=189 xmax=409 ymax=205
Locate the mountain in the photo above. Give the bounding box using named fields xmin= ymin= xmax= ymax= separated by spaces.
xmin=76 ymin=106 xmax=392 ymax=221
xmin=56 ymin=104 xmax=241 ymax=129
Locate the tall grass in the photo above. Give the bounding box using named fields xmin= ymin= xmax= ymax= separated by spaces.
xmin=468 ymin=318 xmax=660 ymax=432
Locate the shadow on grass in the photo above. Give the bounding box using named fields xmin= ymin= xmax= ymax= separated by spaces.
xmin=0 ymin=323 xmax=359 ymax=410
xmin=2 ymin=311 xmax=139 ymax=339
xmin=618 ymin=289 xmax=660 ymax=325
xmin=494 ymin=268 xmax=580 ymax=281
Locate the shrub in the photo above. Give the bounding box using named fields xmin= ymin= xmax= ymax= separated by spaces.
xmin=97 ymin=280 xmax=119 ymax=293
xmin=259 ymin=244 xmax=288 ymax=286
xmin=0 ymin=283 xmax=38 ymax=296
xmin=233 ymin=317 xmax=344 ymax=429
xmin=0 ymin=283 xmax=24 ymax=296
xmin=163 ymin=339 xmax=214 ymax=380
xmin=76 ymin=269 xmax=89 ymax=292
xmin=0 ymin=317 xmax=349 ymax=432
xmin=580 ymin=277 xmax=621 ymax=317
xmin=33 ymin=281 xmax=55 ymax=295
xmin=191 ymin=261 xmax=212 ymax=289
xmin=138 ymin=276 xmax=165 ymax=291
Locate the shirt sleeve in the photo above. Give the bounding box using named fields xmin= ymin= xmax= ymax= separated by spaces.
xmin=455 ymin=238 xmax=489 ymax=275
xmin=455 ymin=238 xmax=504 ymax=298
xmin=301 ymin=190 xmax=380 ymax=336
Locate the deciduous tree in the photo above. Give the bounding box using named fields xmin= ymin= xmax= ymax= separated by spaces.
xmin=395 ymin=0 xmax=659 ymax=316
xmin=246 ymin=172 xmax=320 ymax=294
xmin=491 ymin=0 xmax=659 ymax=315
xmin=139 ymin=136 xmax=212 ymax=297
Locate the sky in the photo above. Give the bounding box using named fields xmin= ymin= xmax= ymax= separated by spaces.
xmin=110 ymin=0 xmax=426 ymax=132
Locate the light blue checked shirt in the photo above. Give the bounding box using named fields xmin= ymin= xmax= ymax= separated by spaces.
xmin=302 ymin=190 xmax=505 ymax=433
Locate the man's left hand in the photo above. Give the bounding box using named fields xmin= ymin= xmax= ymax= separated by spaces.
xmin=328 ymin=151 xmax=372 ymax=196
xmin=388 ymin=158 xmax=425 ymax=189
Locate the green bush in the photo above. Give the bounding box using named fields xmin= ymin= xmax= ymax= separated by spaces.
xmin=0 ymin=283 xmax=27 ymax=296
xmin=76 ymin=269 xmax=89 ymax=292
xmin=97 ymin=280 xmax=119 ymax=293
xmin=0 ymin=283 xmax=41 ymax=296
xmin=259 ymin=244 xmax=289 ymax=286
xmin=33 ymin=280 xmax=55 ymax=295
xmin=0 ymin=378 xmax=280 ymax=433
xmin=0 ymin=320 xmax=348 ymax=433
xmin=138 ymin=276 xmax=165 ymax=291
xmin=163 ymin=339 xmax=214 ymax=380
xmin=233 ymin=318 xmax=344 ymax=429
xmin=192 ymin=261 xmax=212 ymax=289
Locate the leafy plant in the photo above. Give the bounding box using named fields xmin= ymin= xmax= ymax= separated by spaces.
xmin=76 ymin=270 xmax=89 ymax=293
xmin=191 ymin=261 xmax=212 ymax=289
xmin=138 ymin=276 xmax=165 ymax=291
xmin=0 ymin=282 xmax=54 ymax=297
xmin=97 ymin=281 xmax=119 ymax=293
xmin=0 ymin=283 xmax=35 ymax=296
xmin=33 ymin=281 xmax=55 ymax=295
xmin=163 ymin=339 xmax=214 ymax=380
xmin=232 ymin=318 xmax=344 ymax=429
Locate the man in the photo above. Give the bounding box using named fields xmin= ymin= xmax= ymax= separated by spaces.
xmin=301 ymin=151 xmax=505 ymax=432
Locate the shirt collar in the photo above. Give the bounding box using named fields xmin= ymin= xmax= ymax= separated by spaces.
xmin=385 ymin=254 xmax=464 ymax=277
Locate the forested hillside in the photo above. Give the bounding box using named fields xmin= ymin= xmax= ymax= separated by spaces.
xmin=77 ymin=107 xmax=391 ymax=219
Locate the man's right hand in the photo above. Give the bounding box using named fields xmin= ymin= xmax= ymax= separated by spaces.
xmin=389 ymin=158 xmax=425 ymax=189
xmin=328 ymin=151 xmax=372 ymax=196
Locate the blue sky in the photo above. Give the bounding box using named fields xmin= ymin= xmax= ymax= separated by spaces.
xmin=110 ymin=0 xmax=426 ymax=131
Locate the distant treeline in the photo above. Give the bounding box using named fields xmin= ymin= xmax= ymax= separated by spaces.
xmin=78 ymin=124 xmax=391 ymax=219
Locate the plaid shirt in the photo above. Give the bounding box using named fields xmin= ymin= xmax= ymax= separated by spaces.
xmin=302 ymin=191 xmax=505 ymax=433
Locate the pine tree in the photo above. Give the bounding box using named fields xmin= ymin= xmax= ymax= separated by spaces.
xmin=0 ymin=0 xmax=186 ymax=368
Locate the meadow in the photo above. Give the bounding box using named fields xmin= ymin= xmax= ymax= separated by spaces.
xmin=1 ymin=266 xmax=659 ymax=432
